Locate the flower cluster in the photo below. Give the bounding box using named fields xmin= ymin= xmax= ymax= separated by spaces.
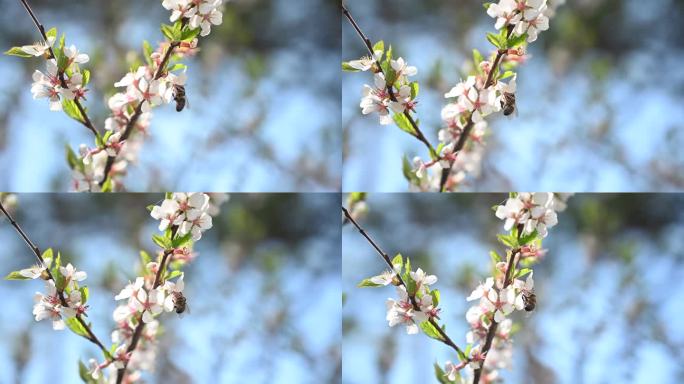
xmin=362 ymin=255 xmax=442 ymax=336
xmin=17 ymin=29 xmax=91 ymax=112
xmin=345 ymin=42 xmax=419 ymax=126
xmin=486 ymin=0 xmax=557 ymax=43
xmin=16 ymin=251 xmax=90 ymax=331
xmin=440 ymin=193 xmax=570 ymax=382
xmin=150 ymin=192 xmax=213 ymax=241
xmin=162 ymin=0 xmax=224 ymax=36
xmin=7 ymin=1 xmax=224 ymax=192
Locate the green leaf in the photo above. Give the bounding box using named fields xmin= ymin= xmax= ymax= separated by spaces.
xmin=4 ymin=271 xmax=32 ymax=280
xmin=430 ymin=289 xmax=440 ymax=306
xmin=166 ymin=270 xmax=182 ymax=280
xmin=172 ymin=20 xmax=183 ymax=40
xmin=101 ymin=177 xmax=113 ymax=193
xmin=419 ymin=321 xmax=443 ymax=341
xmin=161 ymin=24 xmax=176 ymax=41
xmin=486 ymin=32 xmax=505 ymax=49
xmin=507 ymin=33 xmax=528 ymax=48
xmin=172 ymin=233 xmax=193 ymax=248
xmin=409 ymin=81 xmax=419 ymax=99
xmin=152 ymin=234 xmax=172 ymax=250
xmin=489 ymin=250 xmax=502 ymax=264
xmin=341 ymin=61 xmax=360 ymax=72
xmin=401 ymin=155 xmax=419 ymax=184
xmin=64 ymin=144 xmax=83 ymax=170
xmin=483 ymin=2 xmax=494 ymax=9
xmin=55 ymin=33 xmax=68 ymax=71
xmin=46 ymin=27 xmax=58 ymax=40
xmin=357 ymin=278 xmax=383 ymax=288
xmin=392 ymin=113 xmax=416 ymax=136
xmin=516 ymin=268 xmax=532 ymax=279
xmin=391 ymin=254 xmax=403 ymax=271
xmin=168 ymin=63 xmax=187 ymax=72
xmin=499 ymin=70 xmax=515 ymax=80
xmin=372 ymin=40 xmax=384 ymax=54
xmin=42 ymin=249 xmax=54 ymax=267
xmin=496 ymin=234 xmax=517 ymax=248
xmin=472 ymin=48 xmax=484 ymax=65
xmin=78 ymin=360 xmax=96 ymax=383
xmin=519 ymin=229 xmax=538 ymax=246
xmin=4 ymin=47 xmax=33 ymax=58
xmin=80 ymin=286 xmax=89 ymax=304
xmin=65 ymin=317 xmax=89 ymax=338
xmin=180 ymin=27 xmax=201 ymax=41
xmin=146 ymin=204 xmax=156 ymax=212
xmin=140 ymin=250 xmax=152 ymax=267
xmin=62 ymin=99 xmax=84 ymax=123
xmin=81 ymin=69 xmax=90 ymax=87
xmin=434 ymin=362 xmax=451 ymax=384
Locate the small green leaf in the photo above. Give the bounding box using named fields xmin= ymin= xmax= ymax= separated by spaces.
xmin=434 ymin=362 xmax=451 ymax=384
xmin=409 ymin=81 xmax=419 ymax=99
xmin=42 ymin=249 xmax=54 ymax=266
xmin=472 ymin=49 xmax=484 ymax=65
xmin=80 ymin=286 xmax=89 ymax=304
xmin=499 ymin=70 xmax=515 ymax=80
xmin=483 ymin=2 xmax=493 ymax=9
xmin=341 ymin=61 xmax=360 ymax=72
xmin=519 ymin=230 xmax=538 ymax=246
xmin=166 ymin=270 xmax=182 ymax=280
xmin=419 ymin=321 xmax=443 ymax=341
xmin=496 ymin=234 xmax=517 ymax=248
xmin=357 ymin=278 xmax=383 ymax=288
xmin=161 ymin=24 xmax=176 ymax=41
xmin=372 ymin=40 xmax=384 ymax=54
xmin=65 ymin=317 xmax=89 ymax=338
xmin=4 ymin=271 xmax=32 ymax=280
xmin=486 ymin=32 xmax=504 ymax=49
xmin=140 ymin=250 xmax=152 ymax=266
xmin=392 ymin=113 xmax=416 ymax=136
xmin=180 ymin=27 xmax=201 ymax=41
xmin=146 ymin=204 xmax=156 ymax=212
xmin=4 ymin=47 xmax=33 ymax=58
xmin=168 ymin=63 xmax=187 ymax=72
xmin=78 ymin=360 xmax=95 ymax=383
xmin=46 ymin=27 xmax=58 ymax=40
xmin=391 ymin=254 xmax=403 ymax=270
xmin=81 ymin=69 xmax=90 ymax=86
xmin=516 ymin=268 xmax=532 ymax=279
xmin=507 ymin=33 xmax=528 ymax=48
xmin=101 ymin=177 xmax=113 ymax=193
xmin=489 ymin=250 xmax=502 ymax=264
xmin=152 ymin=235 xmax=172 ymax=250
xmin=401 ymin=155 xmax=419 ymax=184
xmin=430 ymin=289 xmax=440 ymax=306
xmin=172 ymin=233 xmax=193 ymax=248
xmin=62 ymin=99 xmax=84 ymax=123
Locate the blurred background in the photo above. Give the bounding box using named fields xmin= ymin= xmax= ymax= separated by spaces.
xmin=0 ymin=0 xmax=340 ymax=192
xmin=342 ymin=0 xmax=684 ymax=191
xmin=343 ymin=194 xmax=684 ymax=383
xmin=0 ymin=193 xmax=341 ymax=383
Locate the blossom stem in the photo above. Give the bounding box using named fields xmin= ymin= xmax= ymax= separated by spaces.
xmin=115 ymin=226 xmax=178 ymax=384
xmin=341 ymin=3 xmax=438 ymax=157
xmin=438 ymin=25 xmax=514 ymax=192
xmin=472 ymin=223 xmax=523 ymax=384
xmin=0 ymin=200 xmax=110 ymax=357
xmin=18 ymin=0 xmax=101 ymax=138
xmin=99 ymin=41 xmax=181 ymax=187
xmin=342 ymin=206 xmax=467 ymax=360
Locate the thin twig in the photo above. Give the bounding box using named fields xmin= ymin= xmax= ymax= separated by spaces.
xmin=342 ymin=206 xmax=467 ymax=359
xmin=0 ymin=200 xmax=110 ymax=356
xmin=114 ymin=228 xmax=177 ymax=383
xmin=439 ymin=25 xmax=515 ymax=192
xmin=99 ymin=41 xmax=181 ymax=187
xmin=18 ymin=0 xmax=100 ymax=138
xmin=342 ymin=4 xmax=437 ymax=157
xmin=471 ymin=224 xmax=523 ymax=384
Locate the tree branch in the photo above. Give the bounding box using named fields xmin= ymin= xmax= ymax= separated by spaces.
xmin=0 ymin=200 xmax=110 ymax=357
xmin=99 ymin=41 xmax=181 ymax=187
xmin=342 ymin=206 xmax=467 ymax=359
xmin=439 ymin=25 xmax=514 ymax=192
xmin=18 ymin=0 xmax=101 ymax=138
xmin=342 ymin=4 xmax=437 ymax=156
xmin=472 ymin=224 xmax=523 ymax=384
xmin=115 ymin=227 xmax=177 ymax=384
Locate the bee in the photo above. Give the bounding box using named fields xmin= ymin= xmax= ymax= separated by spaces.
xmin=501 ymin=92 xmax=517 ymax=116
xmin=522 ymin=289 xmax=536 ymax=312
xmin=171 ymin=291 xmax=189 ymax=316
xmin=172 ymin=84 xmax=188 ymax=112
